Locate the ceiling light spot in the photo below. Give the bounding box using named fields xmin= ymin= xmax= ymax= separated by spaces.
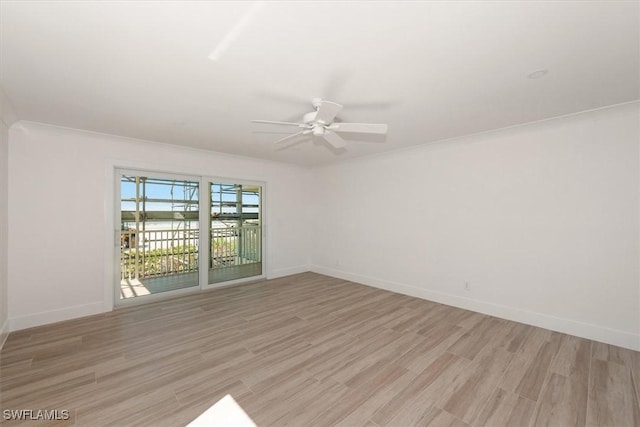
xmin=527 ymin=69 xmax=549 ymax=79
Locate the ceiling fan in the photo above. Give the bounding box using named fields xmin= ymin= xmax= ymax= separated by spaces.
xmin=252 ymin=98 xmax=388 ymax=149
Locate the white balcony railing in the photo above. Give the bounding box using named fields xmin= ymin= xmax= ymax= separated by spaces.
xmin=120 ymin=226 xmax=261 ymax=281
xmin=211 ymin=226 xmax=261 ymax=267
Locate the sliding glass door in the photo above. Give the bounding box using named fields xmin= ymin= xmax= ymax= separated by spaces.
xmin=118 ymin=172 xmax=200 ymax=301
xmin=116 ymin=169 xmax=264 ymax=305
xmin=209 ymin=183 xmax=262 ymax=284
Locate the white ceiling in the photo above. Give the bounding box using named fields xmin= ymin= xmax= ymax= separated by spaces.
xmin=1 ymin=1 xmax=638 ymax=167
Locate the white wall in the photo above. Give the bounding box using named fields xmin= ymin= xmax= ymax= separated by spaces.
xmin=311 ymin=102 xmax=640 ymax=351
xmin=0 ymin=89 xmax=15 ymax=348
xmin=8 ymin=122 xmax=311 ymax=330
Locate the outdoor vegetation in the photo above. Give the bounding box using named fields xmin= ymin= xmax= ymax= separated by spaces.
xmin=121 ymin=245 xmax=198 ymax=278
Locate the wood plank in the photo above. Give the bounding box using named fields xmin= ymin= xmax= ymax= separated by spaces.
xmin=446 ymin=317 xmax=502 ymax=360
xmin=475 ymin=387 xmax=535 ymax=427
xmin=499 ymin=329 xmax=562 ymax=397
xmin=592 ymin=341 xmax=637 ymax=368
xmin=587 ymin=359 xmax=640 ymax=427
xmin=530 ymin=372 xmax=587 ymax=427
xmin=370 ymin=352 xmax=460 ymax=425
xmin=334 ymin=370 xmax=418 ymax=427
xmin=550 ymin=335 xmax=591 ymax=378
xmin=514 ymin=341 xmax=559 ymax=401
xmin=308 ymin=364 xmax=408 ymax=427
xmin=416 ymin=407 xmax=469 ymax=427
xmin=439 ymin=344 xmax=513 ymax=424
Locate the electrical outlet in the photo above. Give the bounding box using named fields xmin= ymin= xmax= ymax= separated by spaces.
xmin=464 ymin=282 xmax=471 ymax=291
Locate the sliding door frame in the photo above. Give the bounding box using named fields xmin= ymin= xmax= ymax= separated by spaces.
xmin=114 ymin=168 xmax=204 ymax=307
xmin=202 ymin=175 xmax=266 ymax=290
xmin=111 ymin=167 xmax=266 ymax=308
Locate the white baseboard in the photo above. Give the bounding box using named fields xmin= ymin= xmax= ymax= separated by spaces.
xmin=9 ymin=302 xmax=106 ymax=332
xmin=268 ymin=265 xmax=311 ymax=280
xmin=0 ymin=317 xmax=9 ymax=350
xmin=310 ymin=265 xmax=640 ymax=352
xmin=7 ymin=268 xmax=312 ymax=333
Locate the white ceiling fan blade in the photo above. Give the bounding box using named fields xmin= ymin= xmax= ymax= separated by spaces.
xmin=252 ymin=120 xmax=304 ymax=127
xmin=329 ymin=123 xmax=388 ymax=134
xmin=315 ymin=101 xmax=343 ymax=124
xmin=272 ymin=131 xmax=308 ymax=144
xmin=322 ymin=131 xmax=346 ymax=149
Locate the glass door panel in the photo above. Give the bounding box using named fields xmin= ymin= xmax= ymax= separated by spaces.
xmin=119 ymin=174 xmax=200 ymax=301
xmin=209 ymin=183 xmax=262 ymax=284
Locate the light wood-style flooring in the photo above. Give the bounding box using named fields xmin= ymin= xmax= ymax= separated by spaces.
xmin=1 ymin=272 xmax=639 ymax=426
